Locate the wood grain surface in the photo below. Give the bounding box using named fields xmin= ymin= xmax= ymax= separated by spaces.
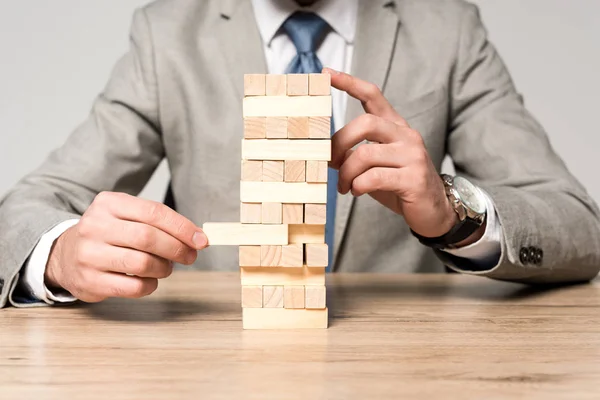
xmin=2 ymin=272 xmax=600 ymax=400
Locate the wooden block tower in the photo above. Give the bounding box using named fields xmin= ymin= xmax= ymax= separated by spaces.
xmin=203 ymin=73 xmax=331 ymax=329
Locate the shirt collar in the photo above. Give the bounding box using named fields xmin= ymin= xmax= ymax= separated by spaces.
xmin=251 ymin=0 xmax=358 ymax=47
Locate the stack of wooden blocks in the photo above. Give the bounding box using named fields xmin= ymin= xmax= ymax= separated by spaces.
xmin=203 ymin=73 xmax=331 ymax=329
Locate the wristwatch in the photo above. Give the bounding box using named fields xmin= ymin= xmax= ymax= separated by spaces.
xmin=411 ymin=174 xmax=487 ymax=249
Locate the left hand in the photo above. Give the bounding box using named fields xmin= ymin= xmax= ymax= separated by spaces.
xmin=325 ymin=68 xmax=484 ymax=242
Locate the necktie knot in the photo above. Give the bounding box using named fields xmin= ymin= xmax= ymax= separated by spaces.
xmin=282 ymin=12 xmax=330 ymax=55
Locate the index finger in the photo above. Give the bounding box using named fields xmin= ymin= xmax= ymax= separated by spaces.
xmin=323 ymin=68 xmax=408 ymax=126
xmin=101 ymin=192 xmax=208 ymax=250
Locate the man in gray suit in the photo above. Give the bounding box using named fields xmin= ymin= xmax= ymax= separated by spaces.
xmin=1 ymin=0 xmax=599 ymax=308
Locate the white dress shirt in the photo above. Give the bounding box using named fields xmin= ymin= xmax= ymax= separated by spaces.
xmin=18 ymin=0 xmax=502 ymax=305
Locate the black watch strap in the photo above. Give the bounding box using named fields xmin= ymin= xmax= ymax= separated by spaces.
xmin=411 ymin=217 xmax=482 ymax=249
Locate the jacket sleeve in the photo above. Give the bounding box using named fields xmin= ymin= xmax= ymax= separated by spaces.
xmin=0 ymin=8 xmax=164 ymax=308
xmin=436 ymin=4 xmax=600 ymax=284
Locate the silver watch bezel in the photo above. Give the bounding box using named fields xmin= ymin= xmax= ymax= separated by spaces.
xmin=441 ymin=174 xmax=486 ymax=224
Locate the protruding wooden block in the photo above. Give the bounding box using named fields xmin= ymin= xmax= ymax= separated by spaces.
xmin=263 ymin=286 xmax=284 ymax=308
xmin=242 ymin=139 xmax=331 ymax=161
xmin=202 ymin=223 xmax=288 ymax=245
xmin=242 ymin=286 xmax=263 ymax=308
xmin=241 ymin=182 xmax=327 ymax=204
xmin=289 ymin=224 xmax=326 ymax=244
xmin=305 ymin=243 xmax=328 ymax=267
xmin=309 ymin=73 xmax=331 ymax=96
xmin=266 ymin=117 xmax=288 ymax=139
xmin=309 ymin=117 xmax=331 ymax=139
xmin=282 ymin=204 xmax=304 ymax=224
xmin=306 ymin=161 xmax=328 ymax=183
xmin=304 ymin=203 xmax=326 ymax=224
xmin=287 ymin=117 xmax=310 ymax=139
xmin=243 ymin=96 xmax=332 ymax=117
xmin=287 ymin=74 xmax=309 ymax=96
xmin=266 ymin=74 xmax=287 ymax=96
xmin=244 ymin=74 xmax=266 ymax=96
xmin=262 ymin=161 xmax=284 ymax=182
xmin=241 ymin=160 xmax=262 ymax=181
xmin=243 ymin=308 xmax=328 ymax=329
xmin=244 ymin=117 xmax=266 ymax=139
xmin=281 ymin=244 xmax=303 ymax=267
xmin=239 ymin=246 xmax=261 ymax=267
xmin=305 ymin=286 xmax=326 ymax=309
xmin=261 ymin=245 xmax=282 ymax=267
xmin=284 ymin=286 xmax=305 ymax=309
xmin=240 ymin=203 xmax=262 ymax=224
xmin=241 ymin=266 xmax=325 ymax=286
xmin=284 ymin=160 xmax=306 ymax=182
xmin=261 ymin=202 xmax=282 ymax=224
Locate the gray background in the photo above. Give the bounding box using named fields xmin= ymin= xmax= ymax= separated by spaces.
xmin=1 ymin=0 xmax=599 ymax=204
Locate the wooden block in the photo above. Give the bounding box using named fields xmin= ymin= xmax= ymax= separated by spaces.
xmin=306 ymin=160 xmax=328 ymax=183
xmin=289 ymin=224 xmax=326 ymax=244
xmin=309 ymin=73 xmax=331 ymax=96
xmin=244 ymin=74 xmax=266 ymax=96
xmin=240 ymin=203 xmax=262 ymax=224
xmin=305 ymin=243 xmax=328 ymax=267
xmin=282 ymin=204 xmax=303 ymax=224
xmin=241 ymin=182 xmax=327 ymax=204
xmin=242 ymin=139 xmax=331 ymax=161
xmin=241 ymin=266 xmax=325 ymax=286
xmin=243 ymin=308 xmax=328 ymax=329
xmin=243 ymin=96 xmax=332 ymax=117
xmin=244 ymin=117 xmax=266 ymax=139
xmin=284 ymin=286 xmax=305 ymax=309
xmin=241 ymin=160 xmax=262 ymax=181
xmin=261 ymin=202 xmax=282 ymax=224
xmin=284 ymin=160 xmax=306 ymax=182
xmin=287 ymin=117 xmax=310 ymax=139
xmin=266 ymin=74 xmax=287 ymax=96
xmin=304 ymin=204 xmax=327 ymax=224
xmin=239 ymin=246 xmax=261 ymax=267
xmin=241 ymin=286 xmax=263 ymax=308
xmin=202 ymin=223 xmax=288 ymax=245
xmin=261 ymin=245 xmax=282 ymax=267
xmin=262 ymin=160 xmax=284 ymax=182
xmin=263 ymin=286 xmax=284 ymax=308
xmin=287 ymin=74 xmax=309 ymax=96
xmin=305 ymin=286 xmax=326 ymax=309
xmin=309 ymin=117 xmax=331 ymax=139
xmin=281 ymin=244 xmax=303 ymax=267
xmin=266 ymin=117 xmax=288 ymax=139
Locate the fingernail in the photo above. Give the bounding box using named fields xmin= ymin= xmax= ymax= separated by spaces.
xmin=193 ymin=231 xmax=208 ymax=249
xmin=323 ymin=67 xmax=340 ymax=75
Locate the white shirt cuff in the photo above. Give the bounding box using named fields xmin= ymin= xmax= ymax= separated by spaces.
xmin=442 ymin=189 xmax=502 ymax=265
xmin=20 ymin=219 xmax=80 ymax=304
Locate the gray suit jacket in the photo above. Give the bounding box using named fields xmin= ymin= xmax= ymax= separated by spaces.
xmin=2 ymin=0 xmax=600 ymax=308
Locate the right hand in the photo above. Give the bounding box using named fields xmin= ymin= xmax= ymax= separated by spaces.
xmin=45 ymin=191 xmax=209 ymax=303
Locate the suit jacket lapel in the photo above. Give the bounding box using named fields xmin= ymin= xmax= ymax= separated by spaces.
xmin=334 ymin=0 xmax=401 ymax=266
xmin=216 ymin=0 xmax=267 ymax=98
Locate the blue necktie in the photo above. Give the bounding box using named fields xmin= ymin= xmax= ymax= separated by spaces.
xmin=283 ymin=12 xmax=337 ymax=272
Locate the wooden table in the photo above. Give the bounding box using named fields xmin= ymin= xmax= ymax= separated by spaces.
xmin=2 ymin=272 xmax=600 ymax=399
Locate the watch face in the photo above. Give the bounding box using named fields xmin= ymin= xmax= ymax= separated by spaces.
xmin=453 ymin=176 xmax=486 ymax=214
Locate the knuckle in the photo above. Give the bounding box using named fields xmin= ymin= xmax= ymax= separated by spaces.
xmin=172 ymin=243 xmax=188 ymax=262
xmin=355 ymin=145 xmax=372 ymax=162
xmin=359 ymin=113 xmax=378 ymax=132
xmin=135 ymin=226 xmax=156 ymax=250
xmin=75 ymin=243 xmax=94 ymax=266
xmin=413 ymin=147 xmax=429 ymax=165
xmin=124 ymin=251 xmax=152 ymax=276
xmin=94 ymin=191 xmax=113 ymax=207
xmin=365 ymin=83 xmax=381 ymax=99
xmin=146 ymin=202 xmax=166 ymax=224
